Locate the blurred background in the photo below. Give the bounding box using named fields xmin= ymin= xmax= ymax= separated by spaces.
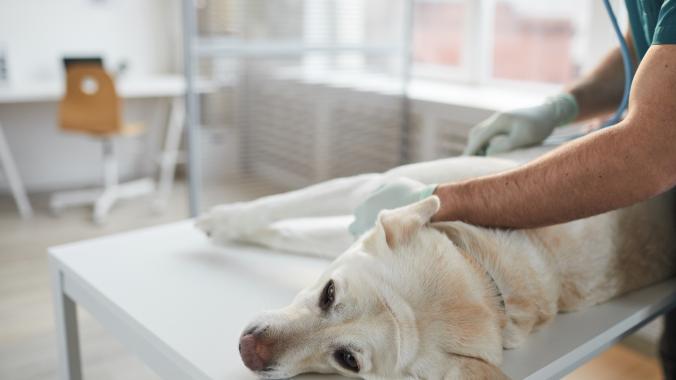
xmin=0 ymin=0 xmax=663 ymax=379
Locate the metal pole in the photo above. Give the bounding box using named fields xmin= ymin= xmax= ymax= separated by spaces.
xmin=399 ymin=0 xmax=414 ymax=164
xmin=182 ymin=0 xmax=202 ymax=217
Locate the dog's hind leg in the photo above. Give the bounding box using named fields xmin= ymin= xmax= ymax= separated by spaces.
xmin=196 ymin=157 xmax=520 ymax=244
xmin=383 ymin=156 xmax=518 ymax=185
xmin=196 ymin=173 xmax=384 ymax=243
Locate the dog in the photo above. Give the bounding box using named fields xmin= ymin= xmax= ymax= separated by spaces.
xmin=196 ymin=154 xmax=676 ymax=379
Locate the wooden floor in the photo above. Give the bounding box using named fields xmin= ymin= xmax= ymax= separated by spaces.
xmin=0 ymin=181 xmax=666 ymax=380
xmin=565 ymin=345 xmax=662 ymax=380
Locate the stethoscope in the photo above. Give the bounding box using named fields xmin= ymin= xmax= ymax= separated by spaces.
xmin=547 ymin=0 xmax=634 ymax=144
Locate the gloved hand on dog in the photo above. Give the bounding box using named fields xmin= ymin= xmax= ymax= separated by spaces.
xmin=348 ymin=177 xmax=437 ymax=237
xmin=463 ymin=93 xmax=578 ymax=156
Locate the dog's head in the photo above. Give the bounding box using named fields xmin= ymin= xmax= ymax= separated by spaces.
xmin=239 ymin=196 xmax=507 ymax=379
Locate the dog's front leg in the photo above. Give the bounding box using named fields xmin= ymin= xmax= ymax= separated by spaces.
xmin=196 ymin=173 xmax=382 ymax=243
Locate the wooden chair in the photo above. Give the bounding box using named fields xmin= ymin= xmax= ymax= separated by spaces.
xmin=50 ymin=64 xmax=154 ymax=224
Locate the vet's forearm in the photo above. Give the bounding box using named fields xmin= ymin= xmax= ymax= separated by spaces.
xmin=433 ymin=124 xmax=665 ymax=228
xmin=433 ymin=45 xmax=676 ymax=229
xmin=567 ymin=32 xmax=636 ymax=123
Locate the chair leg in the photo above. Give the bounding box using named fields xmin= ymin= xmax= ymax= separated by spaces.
xmin=93 ymin=139 xmax=155 ymax=224
xmin=50 ymin=188 xmax=102 ymax=212
xmin=49 ymin=138 xmax=155 ymax=224
xmin=93 ymin=188 xmax=117 ymax=225
xmin=93 ymin=139 xmax=119 ymax=224
xmin=118 ymin=178 xmax=155 ymax=199
xmin=102 ymin=138 xmax=118 ymax=189
xmin=0 ymin=122 xmax=33 ymax=218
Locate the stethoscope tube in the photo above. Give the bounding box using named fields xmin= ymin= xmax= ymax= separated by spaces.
xmin=602 ymin=0 xmax=634 ymax=127
xmin=548 ymin=0 xmax=634 ymax=144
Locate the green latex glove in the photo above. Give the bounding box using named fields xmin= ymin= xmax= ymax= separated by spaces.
xmin=463 ymin=93 xmax=579 ymax=156
xmin=348 ymin=177 xmax=437 ymax=238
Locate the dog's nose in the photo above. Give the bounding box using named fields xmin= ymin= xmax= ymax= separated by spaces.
xmin=239 ymin=333 xmax=272 ymax=371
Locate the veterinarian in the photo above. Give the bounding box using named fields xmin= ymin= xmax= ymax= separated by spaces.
xmin=351 ymin=1 xmax=676 ymax=378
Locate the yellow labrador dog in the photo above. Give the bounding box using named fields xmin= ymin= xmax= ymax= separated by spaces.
xmin=197 ymin=154 xmax=676 ymax=379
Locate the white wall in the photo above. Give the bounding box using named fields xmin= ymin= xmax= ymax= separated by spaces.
xmin=0 ymin=0 xmax=180 ymax=83
xmin=0 ymin=0 xmax=181 ymax=193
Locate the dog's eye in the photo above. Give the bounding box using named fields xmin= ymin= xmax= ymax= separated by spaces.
xmin=334 ymin=348 xmax=360 ymax=372
xmin=319 ymin=280 xmax=335 ymax=311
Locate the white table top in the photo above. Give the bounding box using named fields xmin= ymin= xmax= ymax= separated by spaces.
xmin=49 ymin=220 xmax=676 ymax=380
xmin=0 ymin=75 xmax=219 ymax=104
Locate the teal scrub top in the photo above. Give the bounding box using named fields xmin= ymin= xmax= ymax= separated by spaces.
xmin=625 ymin=0 xmax=676 ymax=61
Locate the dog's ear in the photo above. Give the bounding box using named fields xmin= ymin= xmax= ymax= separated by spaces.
xmin=368 ymin=196 xmax=441 ymax=250
xmin=443 ymin=355 xmax=510 ymax=380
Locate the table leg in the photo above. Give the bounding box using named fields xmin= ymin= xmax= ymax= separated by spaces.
xmin=0 ymin=121 xmax=33 ymax=218
xmin=154 ymin=96 xmax=185 ymax=211
xmin=50 ymin=265 xmax=82 ymax=380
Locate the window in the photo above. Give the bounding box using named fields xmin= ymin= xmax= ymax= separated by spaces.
xmin=412 ymin=0 xmax=624 ymax=86
xmin=491 ymin=0 xmax=581 ymax=83
xmin=256 ymin=0 xmax=623 ymax=88
xmin=413 ymin=0 xmax=466 ymax=68
xmin=301 ymin=0 xmax=405 ymax=76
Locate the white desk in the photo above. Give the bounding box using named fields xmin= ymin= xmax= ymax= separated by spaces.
xmin=0 ymin=76 xmax=218 ymax=218
xmin=48 ymin=220 xmax=676 ymax=380
xmin=0 ymin=76 xmax=217 ymax=103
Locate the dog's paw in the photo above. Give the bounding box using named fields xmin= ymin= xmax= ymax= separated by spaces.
xmin=196 ymin=203 xmax=264 ymax=243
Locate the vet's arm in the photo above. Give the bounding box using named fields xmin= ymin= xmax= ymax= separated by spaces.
xmin=433 ymin=44 xmax=676 ymax=228
xmin=567 ymin=30 xmax=637 ymax=122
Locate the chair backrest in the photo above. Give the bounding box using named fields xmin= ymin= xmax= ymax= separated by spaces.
xmin=59 ymin=64 xmax=121 ymax=135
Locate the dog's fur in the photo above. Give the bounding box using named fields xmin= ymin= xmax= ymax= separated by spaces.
xmin=197 ymin=155 xmax=676 ymax=379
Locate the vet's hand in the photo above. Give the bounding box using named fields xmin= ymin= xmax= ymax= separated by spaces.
xmin=348 ymin=178 xmax=437 ymax=237
xmin=463 ymin=93 xmax=578 ymax=156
